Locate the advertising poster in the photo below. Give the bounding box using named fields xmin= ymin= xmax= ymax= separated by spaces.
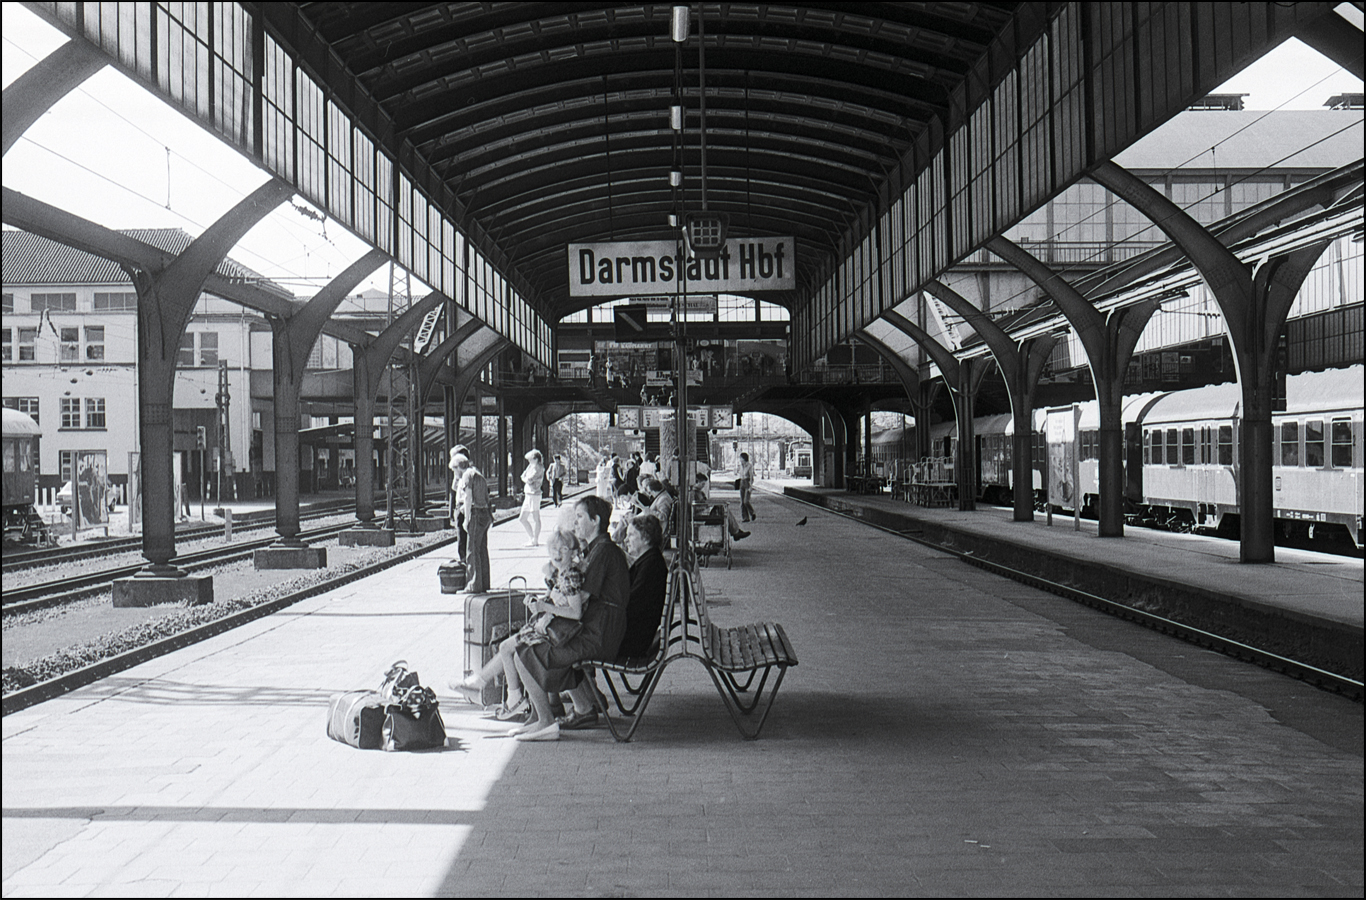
xmin=75 ymin=449 xmax=109 ymax=531
xmin=1045 ymin=407 xmax=1078 ymax=509
xmin=128 ymin=451 xmax=141 ymax=530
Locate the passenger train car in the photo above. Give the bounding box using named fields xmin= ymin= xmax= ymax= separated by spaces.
xmin=2 ymin=407 xmax=49 ymax=545
xmin=871 ymin=365 xmax=1363 ymax=547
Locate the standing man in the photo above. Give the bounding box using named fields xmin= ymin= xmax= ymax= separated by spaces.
xmin=738 ymin=451 xmax=756 ymax=522
xmin=452 ymin=453 xmax=492 ymax=593
xmin=449 ymin=445 xmax=470 ymax=561
xmin=547 ymin=454 xmax=567 ymax=507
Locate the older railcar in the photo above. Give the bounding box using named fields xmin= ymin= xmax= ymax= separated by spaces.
xmin=2 ymin=407 xmax=48 ymax=544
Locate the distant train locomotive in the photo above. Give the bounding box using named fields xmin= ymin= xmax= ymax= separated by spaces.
xmin=2 ymin=407 xmax=49 ymax=545
xmin=872 ymin=366 xmax=1363 ymax=547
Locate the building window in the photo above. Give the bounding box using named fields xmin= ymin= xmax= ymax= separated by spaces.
xmin=1 ymin=328 xmax=10 ymax=362
xmin=18 ymin=327 xmax=36 ymax=361
xmin=1280 ymin=421 xmax=1299 ymax=466
xmin=85 ymin=397 xmax=106 ymax=429
xmin=178 ymin=333 xmax=196 ymax=367
xmin=61 ymin=398 xmax=81 ymax=429
xmin=59 ymin=327 xmax=79 ymax=362
xmin=30 ymin=292 xmax=77 ymax=312
xmin=2 ymin=293 xmax=12 ymax=313
xmin=93 ymin=292 xmax=138 ymax=311
xmin=85 ymin=326 xmax=105 ymax=360
xmin=3 ymin=397 xmax=40 ymax=425
xmin=199 ymin=332 xmax=218 ymax=366
xmin=1331 ymin=419 xmax=1353 ymax=468
xmin=59 ymin=450 xmax=73 ymax=485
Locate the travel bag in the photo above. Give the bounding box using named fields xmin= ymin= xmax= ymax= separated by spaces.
xmin=462 ymin=576 xmax=529 ymax=706
xmin=326 ymin=689 xmax=385 ymax=749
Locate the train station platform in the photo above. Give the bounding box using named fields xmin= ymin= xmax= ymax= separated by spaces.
xmin=3 ymin=488 xmax=1362 ymax=897
xmin=783 ymin=484 xmax=1364 ymax=685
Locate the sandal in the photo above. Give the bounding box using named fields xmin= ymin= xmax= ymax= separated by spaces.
xmin=492 ymin=695 xmax=529 ymax=721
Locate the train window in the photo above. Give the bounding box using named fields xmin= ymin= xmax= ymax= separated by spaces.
xmin=1331 ymin=419 xmax=1353 ymax=468
xmin=1280 ymin=421 xmax=1299 ymax=466
xmin=1151 ymin=429 xmax=1164 ymax=465
xmin=1218 ymin=425 xmax=1233 ymax=466
xmin=1166 ymin=429 xmax=1178 ymax=465
xmin=85 ymin=326 xmax=105 ymax=361
xmin=3 ymin=442 xmax=14 ymax=473
xmin=1304 ymin=420 xmax=1324 ymax=468
xmin=1143 ymin=429 xmax=1151 ymax=464
xmin=1181 ymin=428 xmax=1195 ymax=465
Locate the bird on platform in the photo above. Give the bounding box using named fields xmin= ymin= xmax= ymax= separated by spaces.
xmin=795 ymin=516 xmax=808 ymax=526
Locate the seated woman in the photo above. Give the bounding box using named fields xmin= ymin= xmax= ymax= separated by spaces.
xmin=452 ymin=528 xmax=588 ymax=719
xmin=557 ymin=514 xmax=670 ymax=730
xmin=511 ymin=495 xmax=630 ymax=742
xmin=692 ymin=472 xmax=749 ymax=541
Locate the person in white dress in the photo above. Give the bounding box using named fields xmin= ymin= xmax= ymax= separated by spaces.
xmin=519 ymin=449 xmax=546 ymax=546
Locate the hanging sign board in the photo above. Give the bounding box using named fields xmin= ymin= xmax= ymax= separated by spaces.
xmin=568 ymin=238 xmax=795 ymax=297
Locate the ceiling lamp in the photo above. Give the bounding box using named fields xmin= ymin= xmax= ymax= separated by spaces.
xmin=670 ymin=170 xmax=683 ymax=187
xmin=671 ymin=6 xmax=690 ymax=42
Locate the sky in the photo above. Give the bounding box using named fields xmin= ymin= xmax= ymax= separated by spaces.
xmin=2 ymin=4 xmax=1362 ymax=301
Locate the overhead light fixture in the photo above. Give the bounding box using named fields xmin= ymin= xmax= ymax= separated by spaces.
xmin=668 ymin=213 xmax=679 ymax=227
xmin=670 ymin=170 xmax=683 ymax=187
xmin=671 ymin=5 xmax=690 ymax=42
xmin=670 ymin=105 xmax=683 ymax=131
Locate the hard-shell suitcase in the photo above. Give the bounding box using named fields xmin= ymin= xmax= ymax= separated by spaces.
xmin=326 ymin=689 xmax=385 ymax=749
xmin=462 ymin=576 xmax=529 ymax=706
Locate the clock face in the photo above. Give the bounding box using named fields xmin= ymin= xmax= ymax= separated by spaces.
xmin=617 ymin=407 xmax=641 ymax=429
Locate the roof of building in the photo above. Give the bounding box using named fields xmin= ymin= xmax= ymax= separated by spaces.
xmin=1 ymin=228 xmax=292 ymax=298
xmin=1114 ymin=108 xmax=1364 ymax=171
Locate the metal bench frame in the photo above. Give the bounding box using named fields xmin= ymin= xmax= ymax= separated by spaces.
xmin=575 ymin=563 xmax=797 ymax=741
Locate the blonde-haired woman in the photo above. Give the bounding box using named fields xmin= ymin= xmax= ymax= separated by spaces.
xmin=519 ymin=449 xmax=545 ymax=547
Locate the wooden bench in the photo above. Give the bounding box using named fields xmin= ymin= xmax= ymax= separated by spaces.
xmin=688 ymin=569 xmax=798 ymax=739
xmin=574 ymin=564 xmax=798 ymax=741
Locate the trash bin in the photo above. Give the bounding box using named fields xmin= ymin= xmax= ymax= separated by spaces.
xmin=438 ymin=561 xmax=467 ymax=594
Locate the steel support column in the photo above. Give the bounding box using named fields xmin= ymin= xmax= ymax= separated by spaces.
xmin=1090 ymin=161 xmax=1328 ymax=562
xmin=986 ymin=237 xmax=1157 ymax=537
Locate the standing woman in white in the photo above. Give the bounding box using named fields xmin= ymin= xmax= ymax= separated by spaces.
xmin=519 ymin=449 xmax=546 ymax=546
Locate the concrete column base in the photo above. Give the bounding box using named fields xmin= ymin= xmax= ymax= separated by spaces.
xmin=254 ymin=546 xmax=327 ymax=569
xmin=112 ymin=574 xmax=214 ymax=608
xmin=339 ymin=527 xmax=396 ymax=547
xmin=410 ymin=516 xmax=448 ymax=533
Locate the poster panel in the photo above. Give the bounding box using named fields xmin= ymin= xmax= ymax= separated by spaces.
xmin=75 ymin=450 xmax=109 ymax=530
xmin=1045 ymin=407 xmax=1078 ymax=509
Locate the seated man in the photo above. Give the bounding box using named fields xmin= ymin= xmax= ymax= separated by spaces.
xmin=691 ymin=472 xmax=748 ymax=541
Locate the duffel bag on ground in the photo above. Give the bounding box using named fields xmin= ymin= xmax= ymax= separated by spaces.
xmin=326 ymin=690 xmax=385 ymax=749
xmin=383 ymin=703 xmax=446 ymax=751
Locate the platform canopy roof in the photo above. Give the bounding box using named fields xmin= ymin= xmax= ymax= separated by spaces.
xmin=290 ymin=2 xmax=1023 ymax=319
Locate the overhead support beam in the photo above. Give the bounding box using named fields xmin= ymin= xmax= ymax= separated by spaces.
xmin=985 ymin=235 xmax=1155 ymax=537
xmin=2 ymin=37 xmax=105 ymax=154
xmin=881 ymin=309 xmax=985 ymax=511
xmin=1090 ymin=161 xmax=1329 ymax=563
xmin=924 ymin=280 xmax=1055 ymax=523
xmin=123 ymin=179 xmax=294 ymax=586
xmin=259 ymin=249 xmax=388 ymax=567
xmin=1293 ymin=8 xmax=1365 ymax=80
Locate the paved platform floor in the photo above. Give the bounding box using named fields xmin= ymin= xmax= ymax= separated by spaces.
xmin=3 ymin=488 xmax=1362 ymax=897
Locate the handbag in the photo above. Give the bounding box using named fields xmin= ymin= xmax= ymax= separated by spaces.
xmin=544 ymin=616 xmax=583 ymax=648
xmin=382 ymin=682 xmax=446 ymax=751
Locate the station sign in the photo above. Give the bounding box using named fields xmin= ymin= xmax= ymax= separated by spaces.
xmin=569 ymin=237 xmax=795 ymax=297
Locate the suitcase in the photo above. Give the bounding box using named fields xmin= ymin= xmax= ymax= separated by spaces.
xmin=462 ymin=576 xmax=530 ymax=706
xmin=326 ymin=690 xmax=385 ymax=749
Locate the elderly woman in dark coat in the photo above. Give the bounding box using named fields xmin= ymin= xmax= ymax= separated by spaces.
xmin=511 ymin=494 xmax=629 ymax=742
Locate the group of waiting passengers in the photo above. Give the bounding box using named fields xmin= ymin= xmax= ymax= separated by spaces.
xmin=442 ymin=445 xmax=760 ymax=741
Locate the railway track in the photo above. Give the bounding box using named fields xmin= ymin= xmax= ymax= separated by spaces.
xmin=778 ymin=489 xmax=1364 ymax=702
xmin=1 ymin=495 xmax=444 ymax=573
xmin=2 ymin=521 xmax=362 ymax=617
